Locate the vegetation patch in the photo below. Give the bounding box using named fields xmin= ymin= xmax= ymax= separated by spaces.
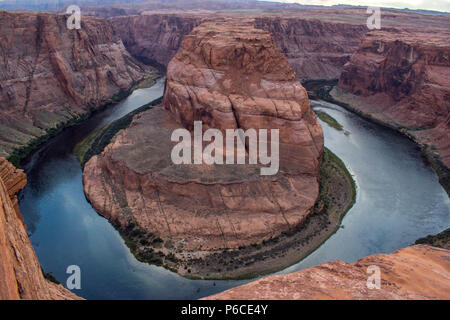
xmin=76 ymin=97 xmax=163 ymax=167
xmin=415 ymin=228 xmax=450 ymax=249
xmin=8 ymin=74 xmax=160 ymax=168
xmin=310 ymin=80 xmax=450 ymax=197
xmin=175 ymin=147 xmax=357 ymax=280
xmin=314 ymin=110 xmax=343 ymax=131
xmin=41 ymin=268 xmax=60 ymax=285
xmin=421 ymin=146 xmax=450 ymax=197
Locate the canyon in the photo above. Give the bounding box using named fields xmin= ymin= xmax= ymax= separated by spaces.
xmin=82 ymin=18 xmax=325 ymax=277
xmin=332 ymin=30 xmax=450 ymax=193
xmin=206 ymin=245 xmax=450 ymax=300
xmin=0 ymin=10 xmax=155 ymax=161
xmin=0 ymin=158 xmax=80 ymax=300
xmin=0 ymin=5 xmax=448 ymax=300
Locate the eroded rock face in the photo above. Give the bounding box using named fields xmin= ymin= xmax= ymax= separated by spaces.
xmin=0 ymin=158 xmax=81 ymax=300
xmin=83 ymin=20 xmax=323 ymax=255
xmin=335 ymin=31 xmax=450 ymax=167
xmin=111 ymin=14 xmax=202 ymax=68
xmin=254 ymin=17 xmax=367 ymax=80
xmin=205 ymin=245 xmax=450 ymax=300
xmin=0 ymin=10 xmax=152 ymax=158
xmin=111 ymin=13 xmax=367 ymax=81
xmin=163 ymin=19 xmax=323 ymax=174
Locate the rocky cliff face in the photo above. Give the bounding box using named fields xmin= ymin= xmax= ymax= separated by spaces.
xmin=111 ymin=14 xmax=202 ymax=69
xmin=0 ymin=158 xmax=80 ymax=300
xmin=0 ymin=10 xmax=152 ymax=159
xmin=110 ymin=13 xmax=367 ymax=80
xmin=254 ymin=17 xmax=367 ymax=80
xmin=334 ymin=31 xmax=450 ymax=168
xmin=206 ymin=245 xmax=450 ymax=300
xmin=83 ymin=20 xmax=323 ymax=272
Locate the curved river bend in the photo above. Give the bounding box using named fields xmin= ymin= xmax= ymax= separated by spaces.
xmin=19 ymin=79 xmax=450 ymax=299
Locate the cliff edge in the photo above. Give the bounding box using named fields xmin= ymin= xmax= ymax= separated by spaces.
xmin=206 ymin=245 xmax=450 ymax=300
xmin=0 ymin=158 xmax=80 ymax=300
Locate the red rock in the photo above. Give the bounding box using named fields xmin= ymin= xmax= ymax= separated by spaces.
xmin=83 ymin=19 xmax=323 ymax=254
xmin=0 ymin=158 xmax=81 ymax=300
xmin=0 ymin=10 xmax=153 ymax=158
xmin=335 ymin=30 xmax=450 ymax=167
xmin=205 ymin=245 xmax=450 ymax=300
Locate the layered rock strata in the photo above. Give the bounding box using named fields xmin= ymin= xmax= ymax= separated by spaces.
xmin=206 ymin=245 xmax=450 ymax=300
xmin=254 ymin=17 xmax=367 ymax=80
xmin=83 ymin=20 xmax=323 ymax=259
xmin=0 ymin=10 xmax=153 ymax=159
xmin=111 ymin=14 xmax=202 ymax=68
xmin=110 ymin=13 xmax=367 ymax=80
xmin=334 ymin=31 xmax=450 ymax=168
xmin=0 ymin=158 xmax=81 ymax=300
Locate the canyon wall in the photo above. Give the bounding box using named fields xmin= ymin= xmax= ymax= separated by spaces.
xmin=110 ymin=13 xmax=367 ymax=80
xmin=0 ymin=158 xmax=80 ymax=300
xmin=334 ymin=31 xmax=450 ymax=168
xmin=0 ymin=10 xmax=152 ymax=159
xmin=82 ymin=20 xmax=323 ymax=274
xmin=206 ymin=245 xmax=450 ymax=300
xmin=110 ymin=14 xmax=202 ymax=68
xmin=254 ymin=17 xmax=367 ymax=80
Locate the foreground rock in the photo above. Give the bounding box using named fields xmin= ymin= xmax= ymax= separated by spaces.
xmin=0 ymin=158 xmax=81 ymax=300
xmin=83 ymin=19 xmax=323 ymax=276
xmin=206 ymin=245 xmax=450 ymax=300
xmin=0 ymin=10 xmax=153 ymax=160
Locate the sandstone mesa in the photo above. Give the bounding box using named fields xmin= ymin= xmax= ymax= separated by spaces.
xmin=83 ymin=19 xmax=324 ymax=259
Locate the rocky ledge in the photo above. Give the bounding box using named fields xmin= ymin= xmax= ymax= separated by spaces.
xmin=83 ymin=19 xmax=324 ymax=277
xmin=205 ymin=245 xmax=450 ymax=300
xmin=330 ymin=30 xmax=450 ymax=193
xmin=0 ymin=158 xmax=81 ymax=300
xmin=0 ymin=10 xmax=155 ymax=161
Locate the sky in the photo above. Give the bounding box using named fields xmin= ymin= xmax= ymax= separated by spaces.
xmin=265 ymin=0 xmax=450 ymax=12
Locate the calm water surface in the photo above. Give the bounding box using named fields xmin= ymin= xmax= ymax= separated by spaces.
xmin=19 ymin=81 xmax=449 ymax=299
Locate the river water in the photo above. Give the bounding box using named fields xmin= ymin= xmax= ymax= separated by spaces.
xmin=18 ymin=79 xmax=449 ymax=299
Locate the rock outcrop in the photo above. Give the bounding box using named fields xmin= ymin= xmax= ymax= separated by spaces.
xmin=110 ymin=10 xmax=449 ymax=82
xmin=0 ymin=158 xmax=81 ymax=300
xmin=111 ymin=14 xmax=202 ymax=69
xmin=0 ymin=10 xmax=153 ymax=159
xmin=334 ymin=30 xmax=450 ymax=168
xmin=206 ymin=245 xmax=450 ymax=300
xmin=254 ymin=17 xmax=367 ymax=80
xmin=110 ymin=13 xmax=367 ymax=80
xmin=83 ymin=19 xmax=323 ymax=270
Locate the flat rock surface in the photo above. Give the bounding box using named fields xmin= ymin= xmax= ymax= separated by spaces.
xmin=205 ymin=245 xmax=450 ymax=300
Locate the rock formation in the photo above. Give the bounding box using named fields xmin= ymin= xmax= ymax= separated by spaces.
xmin=83 ymin=19 xmax=323 ymax=267
xmin=205 ymin=245 xmax=450 ymax=300
xmin=0 ymin=10 xmax=153 ymax=159
xmin=0 ymin=158 xmax=81 ymax=300
xmin=111 ymin=14 xmax=202 ymax=68
xmin=110 ymin=10 xmax=449 ymax=82
xmin=334 ymin=30 xmax=450 ymax=168
xmin=110 ymin=13 xmax=367 ymax=80
xmin=254 ymin=17 xmax=367 ymax=80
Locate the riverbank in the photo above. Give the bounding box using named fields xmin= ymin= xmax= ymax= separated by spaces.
xmin=8 ymin=73 xmax=160 ymax=169
xmin=178 ymin=147 xmax=356 ymax=280
xmin=78 ymin=101 xmax=356 ymax=280
xmin=303 ymin=80 xmax=449 ymax=197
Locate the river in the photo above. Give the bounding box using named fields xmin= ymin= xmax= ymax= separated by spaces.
xmin=18 ymin=79 xmax=450 ymax=299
